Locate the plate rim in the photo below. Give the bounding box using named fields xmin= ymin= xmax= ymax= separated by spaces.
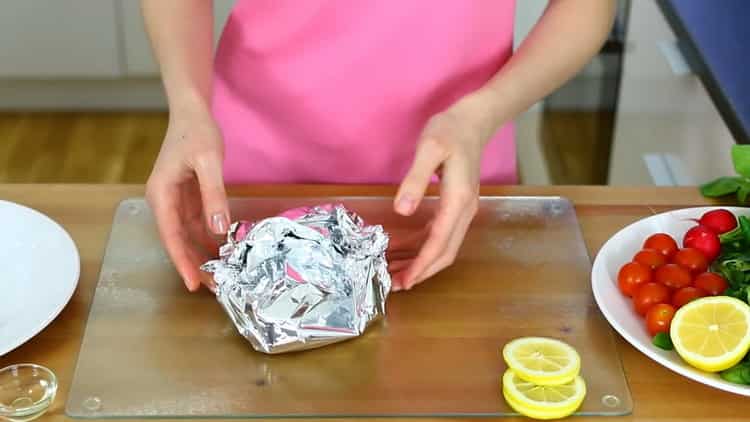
xmin=0 ymin=199 xmax=80 ymax=356
xmin=592 ymin=205 xmax=750 ymax=396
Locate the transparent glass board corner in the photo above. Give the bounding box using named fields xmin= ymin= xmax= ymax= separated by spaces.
xmin=67 ymin=196 xmax=632 ymax=418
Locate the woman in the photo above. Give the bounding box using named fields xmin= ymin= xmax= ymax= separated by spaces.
xmin=142 ymin=0 xmax=615 ymax=292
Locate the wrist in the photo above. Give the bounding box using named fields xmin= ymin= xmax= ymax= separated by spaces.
xmin=168 ymin=91 xmax=212 ymax=121
xmin=454 ymin=88 xmax=509 ymax=146
xmin=163 ymin=76 xmax=212 ymax=116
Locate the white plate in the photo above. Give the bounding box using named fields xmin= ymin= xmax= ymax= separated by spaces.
xmin=592 ymin=206 xmax=750 ymax=396
xmin=0 ymin=200 xmax=80 ymax=356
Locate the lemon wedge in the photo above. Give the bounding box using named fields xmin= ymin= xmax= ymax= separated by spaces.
xmin=502 ymin=337 xmax=581 ymax=385
xmin=502 ymin=369 xmax=586 ymax=419
xmin=670 ymin=296 xmax=750 ymax=372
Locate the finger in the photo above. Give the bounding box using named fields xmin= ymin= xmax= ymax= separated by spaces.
xmin=402 ymin=157 xmax=478 ymax=289
xmin=400 ymin=194 xmax=464 ymax=289
xmin=394 ymin=138 xmax=446 ymax=216
xmin=388 ymin=258 xmax=415 ymax=273
xmin=182 ymin=181 xmax=222 ymax=256
xmin=147 ymin=181 xmax=207 ymax=292
xmin=411 ymin=210 xmax=473 ymax=286
xmin=388 ymin=250 xmax=419 ymax=262
xmin=387 ymin=223 xmax=431 ymax=254
xmin=389 ymin=257 xmax=418 ymax=292
xmin=192 ymin=149 xmax=230 ymax=235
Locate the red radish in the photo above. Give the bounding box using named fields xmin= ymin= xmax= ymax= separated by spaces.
xmin=697 ymin=209 xmax=737 ymax=234
xmin=683 ymin=225 xmax=721 ymax=261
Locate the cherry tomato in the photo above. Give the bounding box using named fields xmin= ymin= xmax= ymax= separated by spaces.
xmin=644 ymin=233 xmax=679 ymax=258
xmin=672 ymin=286 xmax=708 ymax=309
xmin=693 ymin=272 xmax=729 ymax=296
xmin=672 ymin=248 xmax=709 ymax=274
xmin=634 ymin=282 xmax=671 ymax=316
xmin=633 ymin=249 xmax=667 ymax=269
xmin=618 ymin=261 xmax=653 ymax=297
xmin=646 ymin=303 xmax=676 ymax=336
xmin=654 ymin=263 xmax=692 ymax=290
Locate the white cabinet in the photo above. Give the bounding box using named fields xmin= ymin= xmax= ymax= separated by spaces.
xmin=119 ymin=0 xmax=235 ymax=77
xmin=0 ymin=0 xmax=236 ymax=108
xmin=0 ymin=0 xmax=122 ymax=78
xmin=0 ymin=0 xmax=235 ymax=79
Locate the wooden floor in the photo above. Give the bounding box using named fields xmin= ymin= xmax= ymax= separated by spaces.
xmin=0 ymin=111 xmax=612 ymax=184
xmin=541 ymin=110 xmax=615 ymax=185
xmin=0 ymin=112 xmax=166 ymax=183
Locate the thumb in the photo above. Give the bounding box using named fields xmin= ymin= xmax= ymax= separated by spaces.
xmin=395 ymin=138 xmax=446 ymax=216
xmin=193 ymin=150 xmax=230 ymax=235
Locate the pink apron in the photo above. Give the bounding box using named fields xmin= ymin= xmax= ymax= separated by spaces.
xmin=213 ymin=0 xmax=517 ymax=184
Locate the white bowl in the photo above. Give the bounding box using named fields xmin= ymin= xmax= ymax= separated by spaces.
xmin=591 ymin=206 xmax=750 ymax=396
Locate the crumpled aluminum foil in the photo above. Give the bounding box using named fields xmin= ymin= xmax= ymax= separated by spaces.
xmin=201 ymin=204 xmax=391 ymax=354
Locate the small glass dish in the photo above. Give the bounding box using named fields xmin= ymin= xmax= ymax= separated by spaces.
xmin=0 ymin=364 xmax=57 ymax=422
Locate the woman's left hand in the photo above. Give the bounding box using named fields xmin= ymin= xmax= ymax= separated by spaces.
xmin=391 ymin=93 xmax=499 ymax=291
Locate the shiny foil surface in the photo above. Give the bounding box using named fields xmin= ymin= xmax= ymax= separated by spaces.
xmin=201 ymin=204 xmax=390 ymax=354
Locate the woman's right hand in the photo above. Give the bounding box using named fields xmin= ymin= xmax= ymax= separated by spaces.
xmin=146 ymin=106 xmax=229 ymax=291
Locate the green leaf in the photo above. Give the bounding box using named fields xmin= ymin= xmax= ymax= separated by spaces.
xmin=739 ymin=186 xmax=750 ymax=204
xmin=738 ymin=178 xmax=750 ymax=204
xmin=733 ymin=145 xmax=750 ymax=178
xmin=700 ymin=177 xmax=741 ymax=197
xmin=739 ymin=216 xmax=750 ymax=244
xmin=721 ymin=363 xmax=750 ymax=385
xmin=652 ymin=333 xmax=673 ymax=350
xmin=720 ymin=226 xmax=744 ymax=244
xmin=742 ymin=366 xmax=750 ymax=384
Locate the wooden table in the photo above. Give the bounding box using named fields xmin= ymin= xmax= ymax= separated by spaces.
xmin=1 ymin=184 xmax=748 ymax=422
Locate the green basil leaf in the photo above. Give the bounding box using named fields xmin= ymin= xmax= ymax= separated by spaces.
xmin=740 ymin=186 xmax=750 ymax=204
xmin=700 ymin=177 xmax=741 ymax=197
xmin=652 ymin=333 xmax=673 ymax=351
xmin=733 ymin=145 xmax=750 ymax=178
xmin=720 ymin=226 xmax=744 ymax=243
xmin=741 ymin=366 xmax=750 ymax=384
xmin=721 ymin=363 xmax=750 ymax=385
xmin=739 ymin=216 xmax=750 ymax=244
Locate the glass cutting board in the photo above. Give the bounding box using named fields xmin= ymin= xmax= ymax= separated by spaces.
xmin=66 ymin=197 xmax=632 ymax=418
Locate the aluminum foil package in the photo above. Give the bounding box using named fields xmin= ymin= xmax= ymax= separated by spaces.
xmin=201 ymin=204 xmax=391 ymax=354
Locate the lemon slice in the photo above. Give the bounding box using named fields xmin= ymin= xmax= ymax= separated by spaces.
xmin=502 ymin=337 xmax=581 ymax=385
xmin=502 ymin=369 xmax=586 ymax=419
xmin=670 ymin=296 xmax=750 ymax=372
xmin=503 ymin=389 xmax=570 ymax=420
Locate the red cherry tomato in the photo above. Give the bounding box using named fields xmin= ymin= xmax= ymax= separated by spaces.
xmin=672 ymin=248 xmax=709 ymax=274
xmin=683 ymin=225 xmax=721 ymax=261
xmin=654 ymin=264 xmax=692 ymax=290
xmin=698 ymin=209 xmax=737 ymax=234
xmin=618 ymin=262 xmax=653 ymax=297
xmin=646 ymin=303 xmax=676 ymax=336
xmin=644 ymin=233 xmax=679 ymax=258
xmin=633 ymin=249 xmax=667 ymax=269
xmin=672 ymin=286 xmax=708 ymax=309
xmin=693 ymin=272 xmax=729 ymax=296
xmin=634 ymin=282 xmax=671 ymax=316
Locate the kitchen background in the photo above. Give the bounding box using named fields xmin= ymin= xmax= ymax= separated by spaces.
xmin=0 ymin=0 xmax=739 ymax=185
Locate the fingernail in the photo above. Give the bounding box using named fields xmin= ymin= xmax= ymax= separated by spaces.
xmin=396 ymin=196 xmax=415 ymax=215
xmin=211 ymin=213 xmax=228 ymax=234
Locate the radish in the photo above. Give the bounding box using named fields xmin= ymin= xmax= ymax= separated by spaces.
xmin=683 ymin=225 xmax=721 ymax=261
xmin=697 ymin=209 xmax=737 ymax=234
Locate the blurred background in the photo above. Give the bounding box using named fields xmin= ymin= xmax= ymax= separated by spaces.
xmin=0 ymin=0 xmax=743 ymax=185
